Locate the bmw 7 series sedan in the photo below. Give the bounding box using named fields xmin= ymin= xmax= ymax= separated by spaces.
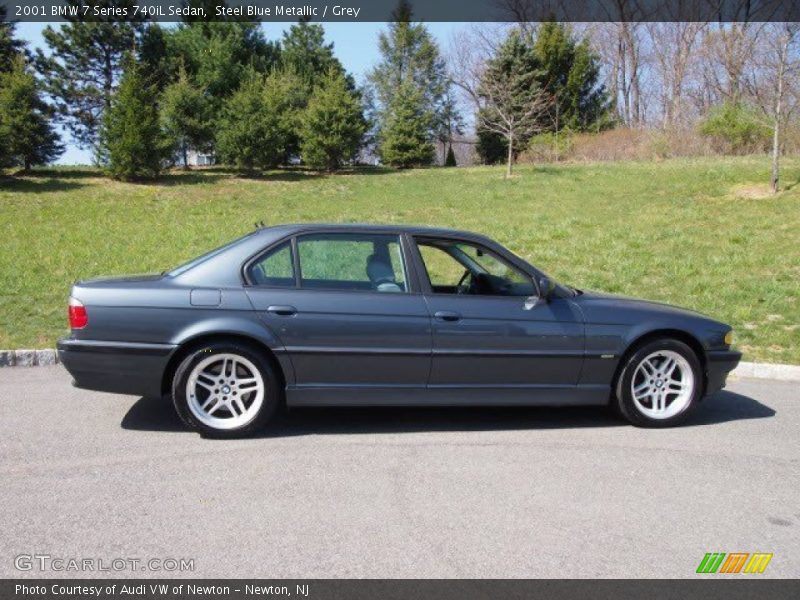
xmin=58 ymin=224 xmax=741 ymax=437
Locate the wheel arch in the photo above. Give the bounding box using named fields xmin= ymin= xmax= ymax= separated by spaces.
xmin=612 ymin=328 xmax=708 ymax=398
xmin=161 ymin=332 xmax=289 ymax=398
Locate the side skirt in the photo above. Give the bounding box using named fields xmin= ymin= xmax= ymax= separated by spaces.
xmin=286 ymin=384 xmax=610 ymax=407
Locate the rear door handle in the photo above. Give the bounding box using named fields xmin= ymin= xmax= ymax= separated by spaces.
xmin=434 ymin=310 xmax=461 ymax=322
xmin=266 ymin=305 xmax=297 ymax=316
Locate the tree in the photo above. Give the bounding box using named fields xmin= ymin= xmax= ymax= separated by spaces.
xmin=368 ymin=0 xmax=453 ymax=161
xmin=300 ymin=70 xmax=366 ymax=171
xmin=0 ymin=6 xmax=27 ymax=73
xmin=216 ymin=70 xmax=298 ymax=170
xmin=161 ymin=64 xmax=213 ymax=168
xmin=478 ymin=29 xmax=553 ymax=177
xmin=533 ymin=22 xmax=611 ymax=132
xmin=0 ymin=56 xmax=63 ymax=170
xmin=97 ymin=56 xmax=170 ymax=180
xmin=280 ymin=20 xmax=347 ymax=85
xmin=35 ymin=1 xmax=145 ymax=148
xmin=748 ymin=23 xmax=800 ymax=194
xmin=379 ymin=80 xmax=434 ymax=168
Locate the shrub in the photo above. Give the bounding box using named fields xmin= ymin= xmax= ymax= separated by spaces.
xmin=700 ymin=102 xmax=770 ymax=154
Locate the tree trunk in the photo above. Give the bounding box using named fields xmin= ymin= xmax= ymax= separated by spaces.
xmin=506 ymin=130 xmax=513 ymax=178
xmin=771 ymin=34 xmax=787 ymax=195
xmin=182 ymin=141 xmax=189 ymax=171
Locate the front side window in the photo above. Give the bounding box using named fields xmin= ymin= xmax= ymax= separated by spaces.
xmin=297 ymin=233 xmax=407 ymax=293
xmin=247 ymin=241 xmax=295 ymax=287
xmin=416 ymin=238 xmax=534 ymax=296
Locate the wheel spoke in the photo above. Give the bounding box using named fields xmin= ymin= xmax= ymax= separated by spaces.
xmin=200 ymin=394 xmax=217 ymax=410
xmin=206 ymin=398 xmax=224 ymax=415
xmin=233 ymin=397 xmax=246 ymax=415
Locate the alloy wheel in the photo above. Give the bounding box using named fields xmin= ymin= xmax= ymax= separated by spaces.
xmin=186 ymin=353 xmax=265 ymax=430
xmin=630 ymin=350 xmax=695 ymax=420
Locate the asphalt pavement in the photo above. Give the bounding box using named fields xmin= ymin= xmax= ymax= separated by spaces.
xmin=1 ymin=366 xmax=797 ymax=578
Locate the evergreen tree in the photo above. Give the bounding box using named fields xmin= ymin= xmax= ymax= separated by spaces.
xmin=300 ymin=70 xmax=366 ymax=171
xmin=367 ymin=0 xmax=453 ymax=162
xmin=161 ymin=64 xmax=213 ymax=168
xmin=0 ymin=56 xmax=63 ymax=170
xmin=379 ymin=81 xmax=434 ymax=168
xmin=532 ymin=22 xmax=610 ymax=132
xmin=35 ymin=1 xmax=146 ymax=148
xmin=280 ymin=20 xmax=347 ymax=86
xmin=97 ymin=56 xmax=170 ymax=180
xmin=216 ymin=70 xmax=298 ymax=170
xmin=0 ymin=6 xmax=27 ymax=73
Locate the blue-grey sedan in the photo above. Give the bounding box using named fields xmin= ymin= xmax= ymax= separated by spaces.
xmin=58 ymin=224 xmax=741 ymax=437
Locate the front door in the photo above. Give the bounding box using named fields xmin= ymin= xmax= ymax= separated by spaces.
xmin=245 ymin=232 xmax=431 ymax=403
xmin=413 ymin=237 xmax=585 ymax=396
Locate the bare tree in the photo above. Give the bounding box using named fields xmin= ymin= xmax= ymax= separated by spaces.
xmin=746 ymin=23 xmax=800 ymax=193
xmin=647 ymin=22 xmax=707 ymax=128
xmin=479 ymin=73 xmax=553 ymax=177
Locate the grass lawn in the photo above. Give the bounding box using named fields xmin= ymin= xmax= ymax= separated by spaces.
xmin=1 ymin=156 xmax=798 ymax=363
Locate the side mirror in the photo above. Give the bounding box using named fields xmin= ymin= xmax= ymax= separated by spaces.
xmin=524 ymin=276 xmax=554 ymax=310
xmin=538 ymin=276 xmax=555 ymax=300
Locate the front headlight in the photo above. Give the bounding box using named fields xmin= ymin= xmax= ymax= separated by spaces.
xmin=724 ymin=330 xmax=734 ymax=346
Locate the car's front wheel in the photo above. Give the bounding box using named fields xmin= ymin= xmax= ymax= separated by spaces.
xmin=615 ymin=338 xmax=702 ymax=427
xmin=172 ymin=341 xmax=280 ymax=437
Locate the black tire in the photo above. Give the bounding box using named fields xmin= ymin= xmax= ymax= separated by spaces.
xmin=171 ymin=341 xmax=280 ymax=438
xmin=614 ymin=338 xmax=702 ymax=428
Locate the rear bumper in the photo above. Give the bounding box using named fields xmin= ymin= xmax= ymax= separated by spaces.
xmin=57 ymin=338 xmax=176 ymax=398
xmin=706 ymin=349 xmax=742 ymax=394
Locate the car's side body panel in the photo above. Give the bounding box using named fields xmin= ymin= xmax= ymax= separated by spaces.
xmin=57 ymin=223 xmax=741 ymax=407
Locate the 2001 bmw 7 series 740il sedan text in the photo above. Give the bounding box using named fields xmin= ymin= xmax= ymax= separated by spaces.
xmin=58 ymin=223 xmax=741 ymax=437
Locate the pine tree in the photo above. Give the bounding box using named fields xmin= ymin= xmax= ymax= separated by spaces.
xmin=280 ymin=20 xmax=347 ymax=86
xmin=34 ymin=1 xmax=146 ymax=148
xmin=300 ymin=70 xmax=366 ymax=171
xmin=97 ymin=56 xmax=170 ymax=180
xmin=533 ymin=22 xmax=610 ymax=132
xmin=216 ymin=70 xmax=299 ymax=170
xmin=161 ymin=64 xmax=213 ymax=168
xmin=0 ymin=6 xmax=27 ymax=73
xmin=379 ymin=81 xmax=434 ymax=168
xmin=0 ymin=56 xmax=63 ymax=170
xmin=367 ymin=0 xmax=454 ymax=163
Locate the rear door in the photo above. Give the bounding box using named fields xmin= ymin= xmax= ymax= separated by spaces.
xmin=245 ymin=232 xmax=431 ymax=393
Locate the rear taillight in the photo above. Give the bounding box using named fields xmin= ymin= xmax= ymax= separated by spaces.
xmin=68 ymin=297 xmax=88 ymax=329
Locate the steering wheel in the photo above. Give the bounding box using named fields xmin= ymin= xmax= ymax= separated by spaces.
xmin=456 ymin=269 xmax=472 ymax=294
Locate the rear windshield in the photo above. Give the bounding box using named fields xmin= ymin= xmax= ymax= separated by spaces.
xmin=167 ymin=232 xmax=257 ymax=277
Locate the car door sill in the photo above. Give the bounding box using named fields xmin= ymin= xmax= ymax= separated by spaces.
xmin=286 ymin=384 xmax=609 ymax=407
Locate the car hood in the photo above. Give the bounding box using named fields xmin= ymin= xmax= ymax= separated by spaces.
xmin=574 ymin=289 xmax=724 ymax=327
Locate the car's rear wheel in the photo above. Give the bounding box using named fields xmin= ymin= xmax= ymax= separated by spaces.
xmin=614 ymin=338 xmax=702 ymax=427
xmin=172 ymin=341 xmax=279 ymax=437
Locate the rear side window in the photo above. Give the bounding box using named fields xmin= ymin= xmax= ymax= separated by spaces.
xmin=247 ymin=242 xmax=295 ymax=287
xmin=297 ymin=233 xmax=407 ymax=293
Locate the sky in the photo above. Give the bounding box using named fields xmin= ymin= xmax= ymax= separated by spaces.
xmin=16 ymin=21 xmax=467 ymax=165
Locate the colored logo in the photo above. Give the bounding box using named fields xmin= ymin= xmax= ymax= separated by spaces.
xmin=696 ymin=552 xmax=773 ymax=574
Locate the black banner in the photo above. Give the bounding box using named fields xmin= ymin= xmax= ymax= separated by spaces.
xmin=2 ymin=0 xmax=800 ymax=23
xmin=4 ymin=580 xmax=800 ymax=600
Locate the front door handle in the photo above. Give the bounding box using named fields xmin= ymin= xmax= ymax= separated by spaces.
xmin=434 ymin=310 xmax=461 ymax=322
xmin=266 ymin=305 xmax=297 ymax=316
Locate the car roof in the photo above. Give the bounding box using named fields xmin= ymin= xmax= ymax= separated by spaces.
xmin=254 ymin=223 xmax=488 ymax=240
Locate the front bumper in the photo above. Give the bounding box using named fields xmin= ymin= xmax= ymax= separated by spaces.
xmin=706 ymin=349 xmax=742 ymax=394
xmin=57 ymin=338 xmax=177 ymax=398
